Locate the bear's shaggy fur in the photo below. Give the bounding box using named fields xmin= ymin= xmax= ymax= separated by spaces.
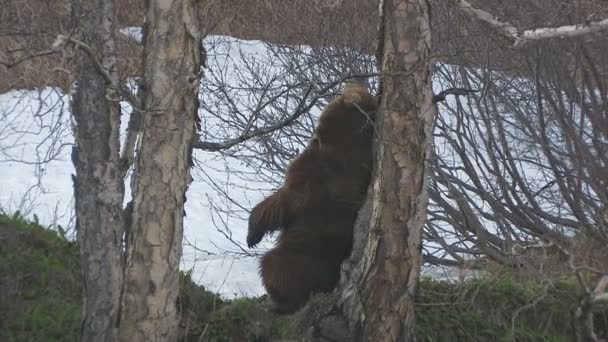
xmin=247 ymin=80 xmax=377 ymax=314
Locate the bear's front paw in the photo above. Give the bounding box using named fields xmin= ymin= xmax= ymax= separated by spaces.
xmin=246 ymin=226 xmax=264 ymax=248
xmin=247 ymin=206 xmax=266 ymax=248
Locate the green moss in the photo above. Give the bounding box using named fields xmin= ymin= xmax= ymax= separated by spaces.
xmin=195 ymin=296 xmax=296 ymax=342
xmin=0 ymin=213 xmax=296 ymax=342
xmin=0 ymin=214 xmax=81 ymax=342
xmin=414 ymin=277 xmax=582 ymax=341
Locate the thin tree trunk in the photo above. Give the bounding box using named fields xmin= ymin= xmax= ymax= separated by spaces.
xmin=306 ymin=0 xmax=435 ymax=341
xmin=71 ymin=0 xmax=124 ymax=341
xmin=118 ymin=0 xmax=201 ymax=340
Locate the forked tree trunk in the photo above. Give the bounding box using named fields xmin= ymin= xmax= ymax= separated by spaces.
xmin=118 ymin=0 xmax=201 ymax=340
xmin=306 ymin=0 xmax=435 ymax=341
xmin=71 ymin=1 xmax=125 ymax=341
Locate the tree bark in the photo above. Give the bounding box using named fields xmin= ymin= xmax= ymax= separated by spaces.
xmin=70 ymin=0 xmax=125 ymax=341
xmin=118 ymin=0 xmax=201 ymax=340
xmin=305 ymin=0 xmax=435 ymax=341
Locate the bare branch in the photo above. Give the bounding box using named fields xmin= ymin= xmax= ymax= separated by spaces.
xmin=193 ymin=74 xmax=376 ymax=151
xmin=457 ymin=0 xmax=519 ymax=39
xmin=516 ymin=18 xmax=608 ymax=48
xmin=432 ymin=87 xmax=477 ymax=103
xmin=457 ymin=0 xmax=608 ymax=48
xmin=53 ymin=35 xmax=142 ymax=111
xmin=0 ymin=49 xmax=58 ymax=69
xmin=193 ymin=85 xmax=315 ymax=151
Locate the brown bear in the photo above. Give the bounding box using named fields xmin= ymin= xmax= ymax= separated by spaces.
xmin=246 ymin=79 xmax=377 ymax=314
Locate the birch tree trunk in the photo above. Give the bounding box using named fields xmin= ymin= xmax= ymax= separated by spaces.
xmin=70 ymin=0 xmax=125 ymax=341
xmin=118 ymin=0 xmax=201 ymax=340
xmin=306 ymin=0 xmax=435 ymax=341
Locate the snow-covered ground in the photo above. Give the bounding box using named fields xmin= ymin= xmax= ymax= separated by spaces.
xmin=0 ymin=36 xmax=275 ymax=298
xmin=0 ymin=87 xmax=267 ymax=297
xmin=1 ymin=35 xmax=475 ymax=299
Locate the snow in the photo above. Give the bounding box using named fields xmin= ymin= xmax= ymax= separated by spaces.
xmin=0 ymin=36 xmax=276 ymax=298
xmin=0 ymin=35 xmax=487 ymax=299
xmin=0 ymin=89 xmax=74 ymax=225
xmin=0 ymin=86 xmax=267 ymax=296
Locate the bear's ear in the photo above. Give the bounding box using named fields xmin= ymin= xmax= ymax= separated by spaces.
xmin=341 ymin=78 xmax=371 ymax=106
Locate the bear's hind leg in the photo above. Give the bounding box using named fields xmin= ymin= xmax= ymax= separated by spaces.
xmin=260 ymin=248 xmax=309 ymax=314
xmin=260 ymin=246 xmax=341 ymax=314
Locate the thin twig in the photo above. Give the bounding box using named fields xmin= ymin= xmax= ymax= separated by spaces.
xmin=193 ymin=74 xmax=376 ymax=151
xmin=432 ymin=87 xmax=477 ymax=103
xmin=53 ymin=35 xmax=142 ymax=111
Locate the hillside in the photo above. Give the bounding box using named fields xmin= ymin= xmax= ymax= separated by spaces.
xmin=2 ymin=0 xmax=607 ymax=92
xmin=2 ymin=214 xmax=606 ymax=341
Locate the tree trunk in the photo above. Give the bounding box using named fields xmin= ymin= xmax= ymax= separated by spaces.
xmin=71 ymin=0 xmax=125 ymax=341
xmin=305 ymin=0 xmax=435 ymax=341
xmin=118 ymin=0 xmax=201 ymax=340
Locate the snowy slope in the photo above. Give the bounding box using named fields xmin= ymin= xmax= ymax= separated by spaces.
xmin=1 ymin=35 xmax=476 ymax=299
xmin=0 ymin=36 xmax=277 ymax=298
xmin=0 ymin=87 xmax=267 ymax=297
